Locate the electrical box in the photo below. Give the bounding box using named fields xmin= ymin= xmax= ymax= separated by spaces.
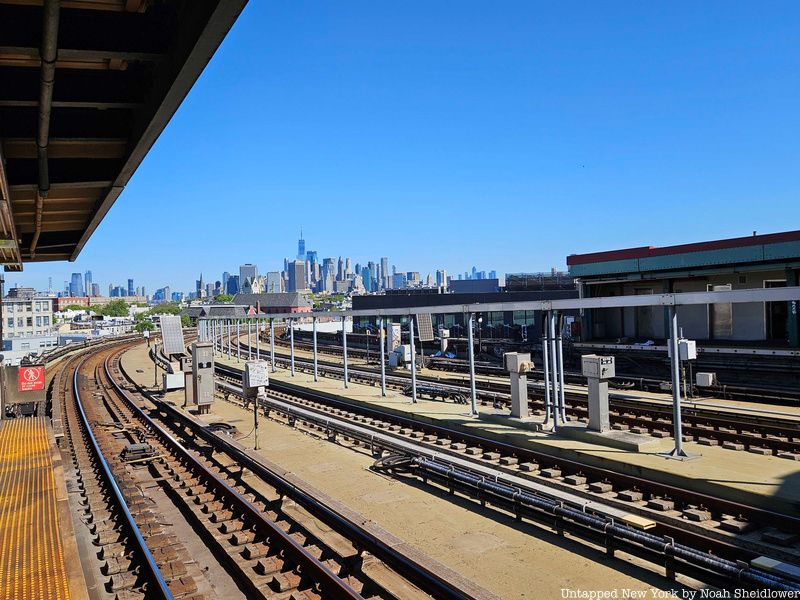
xmin=668 ymin=338 xmax=697 ymax=361
xmin=163 ymin=372 xmax=185 ymax=391
xmin=395 ymin=344 xmax=412 ymax=363
xmin=679 ymin=339 xmax=697 ymax=361
xmin=581 ymin=355 xmax=615 ymax=380
xmin=243 ymin=360 xmax=269 ymax=398
xmin=504 ymin=352 xmax=533 ymax=373
xmin=386 ymin=323 xmax=402 ymax=353
xmin=192 ymin=342 xmax=215 ymax=407
xmin=696 ymin=372 xmax=716 ymax=387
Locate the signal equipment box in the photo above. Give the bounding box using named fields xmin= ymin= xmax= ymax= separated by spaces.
xmin=192 ymin=342 xmax=214 ymax=413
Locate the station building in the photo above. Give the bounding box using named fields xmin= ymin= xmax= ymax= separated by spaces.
xmin=567 ymin=230 xmax=800 ymax=347
xmin=233 ymin=293 xmax=313 ymax=315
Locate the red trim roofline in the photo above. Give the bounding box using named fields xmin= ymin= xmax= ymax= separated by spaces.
xmin=567 ymin=230 xmax=800 ymax=266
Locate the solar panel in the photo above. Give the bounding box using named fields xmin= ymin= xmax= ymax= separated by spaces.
xmin=160 ymin=315 xmax=186 ymax=356
xmin=416 ymin=313 xmax=435 ymax=342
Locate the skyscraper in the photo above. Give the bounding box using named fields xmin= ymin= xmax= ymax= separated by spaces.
xmin=380 ymin=257 xmax=388 ymax=284
xmin=69 ymin=272 xmax=84 ymax=297
xmin=239 ymin=263 xmax=258 ymax=286
xmin=84 ymin=270 xmax=92 ymax=296
xmin=337 ymin=257 xmax=344 ymax=281
xmin=287 ymin=260 xmax=307 ymax=292
xmin=297 ymin=228 xmax=305 ymax=260
xmin=360 ymin=266 xmax=372 ymax=292
xmin=436 ymin=269 xmax=448 ymax=289
xmin=127 ymin=278 xmax=134 ymax=297
xmin=222 ymin=271 xmax=230 ymax=291
xmin=196 ymin=274 xmax=204 ymax=298
xmin=265 ymin=271 xmax=282 ymax=293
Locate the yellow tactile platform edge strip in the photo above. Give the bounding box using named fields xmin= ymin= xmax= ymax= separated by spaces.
xmin=0 ymin=417 xmax=70 ymax=600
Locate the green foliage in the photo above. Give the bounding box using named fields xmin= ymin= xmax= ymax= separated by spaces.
xmin=96 ymin=299 xmax=129 ymax=317
xmin=62 ymin=304 xmax=89 ymax=311
xmin=134 ymin=320 xmax=155 ymax=333
xmin=215 ymin=294 xmax=233 ymax=302
xmin=181 ymin=314 xmax=191 ymax=328
xmin=152 ymin=302 xmax=182 ymax=315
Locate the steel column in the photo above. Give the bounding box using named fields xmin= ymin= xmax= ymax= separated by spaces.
xmin=409 ymin=317 xmax=417 ymax=402
xmin=289 ymin=319 xmax=295 ymax=376
xmin=467 ymin=313 xmax=478 ymax=416
xmin=313 ymin=316 xmax=318 ymax=382
xmin=379 ymin=318 xmax=386 ymax=396
xmin=342 ymin=317 xmax=349 ymax=388
xmin=236 ymin=320 xmax=241 ymax=361
xmin=541 ymin=313 xmax=551 ymax=425
xmin=668 ymin=306 xmax=688 ymax=457
xmin=247 ymin=321 xmax=252 ymax=359
xmin=556 ymin=312 xmax=568 ymax=422
xmin=270 ymin=319 xmax=275 ymax=372
xmin=227 ymin=320 xmax=231 ymax=358
xmin=256 ymin=321 xmax=260 ymax=360
xmin=548 ymin=311 xmax=560 ymax=430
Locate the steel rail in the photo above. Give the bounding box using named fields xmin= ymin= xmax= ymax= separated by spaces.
xmin=72 ymin=355 xmax=174 ymax=600
xmin=101 ymin=354 xmax=366 ymax=600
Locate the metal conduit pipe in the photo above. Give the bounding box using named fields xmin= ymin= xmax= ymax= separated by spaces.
xmin=30 ymin=0 xmax=60 ymax=258
xmin=556 ymin=312 xmax=568 ymax=422
xmin=412 ymin=458 xmax=799 ymax=591
xmin=548 ymin=311 xmax=560 ymax=429
xmin=541 ymin=314 xmax=551 ymax=425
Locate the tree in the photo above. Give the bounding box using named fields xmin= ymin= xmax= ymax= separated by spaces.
xmin=134 ymin=320 xmax=155 ymax=333
xmin=98 ymin=299 xmax=129 ymax=317
xmin=181 ymin=314 xmax=191 ymax=328
xmin=62 ymin=304 xmax=90 ymax=312
xmin=215 ymin=294 xmax=233 ymax=302
xmin=152 ymin=302 xmax=182 ymax=315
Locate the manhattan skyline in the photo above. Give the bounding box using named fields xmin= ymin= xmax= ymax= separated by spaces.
xmin=5 ymin=1 xmax=800 ymax=292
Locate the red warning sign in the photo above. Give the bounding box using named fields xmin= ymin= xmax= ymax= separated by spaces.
xmin=18 ymin=366 xmax=45 ymax=392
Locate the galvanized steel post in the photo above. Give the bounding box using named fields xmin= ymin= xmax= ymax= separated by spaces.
xmin=548 ymin=311 xmax=560 ymax=430
xmin=409 ymin=316 xmax=417 ymax=402
xmin=236 ymin=319 xmax=241 ymax=362
xmin=289 ymin=318 xmax=295 ymax=376
xmin=227 ymin=319 xmax=231 ymax=358
xmin=379 ymin=317 xmax=387 ymax=396
xmin=270 ymin=318 xmax=275 ymax=372
xmin=556 ymin=312 xmax=568 ymax=422
xmin=541 ymin=313 xmax=551 ymax=425
xmin=247 ymin=320 xmax=252 ymax=360
xmin=668 ymin=306 xmax=688 ymax=458
xmin=312 ymin=316 xmax=318 ymax=382
xmin=342 ymin=316 xmax=349 ymax=388
xmin=255 ymin=320 xmax=260 ymax=360
xmin=467 ymin=313 xmax=478 ymax=416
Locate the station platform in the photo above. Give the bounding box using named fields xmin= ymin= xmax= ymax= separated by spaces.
xmin=215 ymin=347 xmax=800 ymax=519
xmin=0 ymin=416 xmax=86 ymax=600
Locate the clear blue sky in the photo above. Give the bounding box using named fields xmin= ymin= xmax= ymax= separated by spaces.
xmin=9 ymin=1 xmax=800 ymax=293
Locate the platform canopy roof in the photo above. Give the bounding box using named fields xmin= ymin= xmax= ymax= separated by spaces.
xmin=0 ymin=0 xmax=247 ymax=271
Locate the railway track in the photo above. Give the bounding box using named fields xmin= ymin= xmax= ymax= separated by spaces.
xmin=276 ymin=332 xmax=800 ymax=405
xmin=230 ymin=337 xmax=800 ymax=458
xmin=55 ymin=337 xmax=496 ymax=599
xmin=208 ymin=361 xmax=800 ymax=592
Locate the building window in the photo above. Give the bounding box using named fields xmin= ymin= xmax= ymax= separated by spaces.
xmin=36 ymin=316 xmax=42 ymax=327
xmin=7 ymin=318 xmax=12 ymax=328
xmin=17 ymin=318 xmax=23 ymax=327
xmin=43 ymin=316 xmax=50 ymax=326
xmin=26 ymin=317 xmax=32 ymax=327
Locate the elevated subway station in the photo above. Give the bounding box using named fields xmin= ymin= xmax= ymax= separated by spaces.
xmin=0 ymin=3 xmax=246 ymax=598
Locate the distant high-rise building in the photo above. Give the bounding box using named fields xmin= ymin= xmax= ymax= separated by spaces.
xmin=141 ymin=286 xmax=146 ymax=298
xmin=48 ymin=277 xmax=53 ymax=292
xmin=345 ymin=257 xmax=352 ymax=278
xmin=265 ymin=271 xmax=282 ymax=293
xmin=127 ymin=278 xmax=134 ymax=296
xmin=489 ymin=270 xmax=497 ymax=279
xmin=360 ymin=267 xmax=372 ymax=292
xmin=84 ymin=270 xmax=93 ymax=296
xmin=69 ymin=273 xmax=84 ymax=297
xmin=108 ymin=283 xmax=113 ymax=296
xmin=205 ymin=282 xmax=214 ymax=298
xmin=321 ymin=258 xmax=335 ymax=291
xmin=287 ymin=260 xmax=307 ymax=292
xmin=91 ymin=283 xmax=100 ymax=297
xmin=222 ymin=271 xmax=230 ymax=290
xmin=391 ymin=273 xmax=406 ymax=289
xmin=239 ymin=263 xmax=258 ymax=287
xmin=297 ymin=228 xmax=306 ymax=260
xmin=305 ymin=251 xmax=318 ymax=282
xmin=436 ymin=269 xmax=447 ymax=288
xmin=380 ymin=257 xmax=388 ymax=280
xmin=226 ymin=275 xmax=240 ymax=295
xmin=196 ymin=274 xmax=204 ymax=298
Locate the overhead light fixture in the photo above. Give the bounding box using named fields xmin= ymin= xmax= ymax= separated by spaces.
xmin=0 ymin=238 xmax=18 ymax=249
